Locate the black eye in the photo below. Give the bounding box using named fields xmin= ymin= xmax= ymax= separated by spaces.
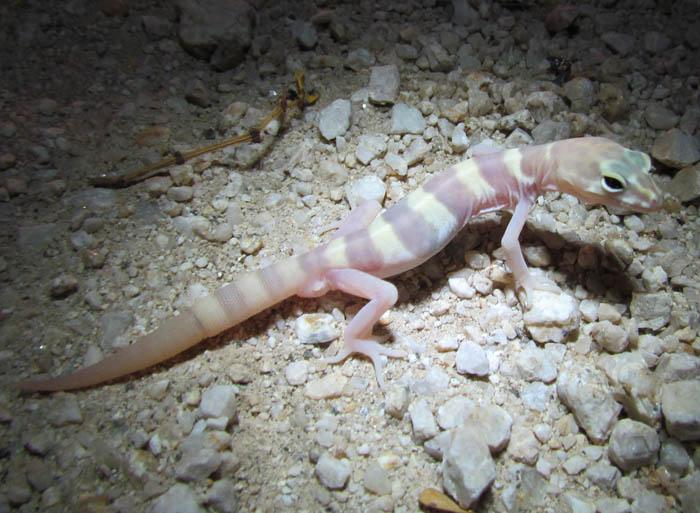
xmin=602 ymin=174 xmax=625 ymax=192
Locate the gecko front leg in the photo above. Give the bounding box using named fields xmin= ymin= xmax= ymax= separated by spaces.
xmin=501 ymin=197 xmax=559 ymax=306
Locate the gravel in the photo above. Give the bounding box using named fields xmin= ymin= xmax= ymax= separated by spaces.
xmin=2 ymin=0 xmax=699 ymax=511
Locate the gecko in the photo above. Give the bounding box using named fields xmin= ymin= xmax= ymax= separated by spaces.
xmin=18 ymin=136 xmax=663 ymax=392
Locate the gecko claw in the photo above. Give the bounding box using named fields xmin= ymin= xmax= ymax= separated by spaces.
xmin=518 ymin=274 xmax=561 ymax=309
xmin=325 ymin=337 xmax=406 ymax=390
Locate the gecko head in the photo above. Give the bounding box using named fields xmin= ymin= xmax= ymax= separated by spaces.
xmin=554 ymin=137 xmax=663 ymax=213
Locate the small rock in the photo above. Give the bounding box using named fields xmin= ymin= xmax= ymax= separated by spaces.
xmin=24 ymin=432 xmax=54 ymax=456
xmin=598 ymin=83 xmax=628 ymax=122
xmin=452 ymin=0 xmax=479 ymax=25
xmin=641 ymin=266 xmax=667 ymax=291
xmin=601 ymin=32 xmax=636 ymax=56
xmin=7 ymin=476 xmax=31 ymax=506
xmin=395 ymin=43 xmax=418 ymax=61
xmin=176 ymin=0 xmax=253 ymax=71
xmin=436 ymin=395 xmax=475 ymax=430
xmin=441 ymin=101 xmax=468 ymax=124
xmin=442 ymin=424 xmax=496 ymax=508
xmin=507 ymin=426 xmax=540 ymax=465
xmin=468 ymin=89 xmax=492 ymax=117
xmin=364 ymin=462 xmax=392 ymax=496
xmin=525 ymin=91 xmax=567 ymax=122
xmin=175 ymin=448 xmax=222 ymax=482
xmin=285 ymin=361 xmax=309 ymax=386
xmin=521 ymin=382 xmax=555 ymax=412
xmin=661 ymin=380 xmax=700 ymax=440
xmin=608 ymin=419 xmax=660 ymax=471
xmin=368 ymin=65 xmax=400 ymax=105
xmin=384 ymin=152 xmax=408 ymax=176
xmin=532 ymin=120 xmax=570 ymax=144
xmin=455 ymin=340 xmax=489 ymax=377
xmin=591 ymin=320 xmax=629 ymax=353
xmin=422 ymin=42 xmax=454 ymax=72
xmin=296 ymin=313 xmax=339 ymax=344
xmin=318 ymin=99 xmax=351 ymax=141
xmin=523 ymin=289 xmax=579 ymax=343
xmin=447 ymin=275 xmax=475 ymax=299
xmin=545 ymin=4 xmax=578 ymax=32
xmin=167 ymin=186 xmax=194 ymax=202
xmin=595 ymin=497 xmax=630 ymax=513
xmin=384 ymin=385 xmax=409 ymax=419
xmin=563 ymin=455 xmax=588 ymax=475
xmin=49 ymin=274 xmax=79 ymax=298
xmin=47 ymin=393 xmax=83 ymax=427
xmin=0 ymin=152 xmax=16 ymax=170
xmin=389 ymin=103 xmax=425 ymax=135
xmin=345 ymin=48 xmax=376 ymax=71
xmin=146 ymin=379 xmax=170 ymax=401
xmin=561 ymin=493 xmax=595 ymax=513
xmin=424 ymin=431 xmax=452 ymax=461
xmin=315 ymin=452 xmax=350 ymax=490
xmin=659 ymin=438 xmax=690 ymax=475
xmin=403 ymin=138 xmax=430 ymax=165
xmin=70 ymin=230 xmax=96 ymax=251
xmin=598 ymin=352 xmax=660 ymax=425
xmin=651 ymin=128 xmax=700 ymax=169
xmin=645 ymin=103 xmax=679 ymax=130
xmin=409 ymin=398 xmax=439 ymax=442
xmin=292 ymin=20 xmax=317 ymax=50
xmin=304 ymin=373 xmax=347 ymax=399
xmin=629 ymin=291 xmax=672 ymax=330
xmin=37 ymin=97 xmax=58 ymax=116
xmin=149 ymin=483 xmax=205 ymax=513
xmin=199 ymin=385 xmax=237 ymax=424
xmin=515 ymin=341 xmax=557 ymax=383
xmin=666 ymin=163 xmax=700 ymax=202
xmin=522 ymin=246 xmax=552 ymax=268
xmin=451 ymin=125 xmax=469 ymax=152
xmin=533 ymin=423 xmax=552 ymax=444
xmin=557 ymin=366 xmax=621 ymax=443
xmin=25 ymin=458 xmax=53 ymax=492
xmin=355 ymin=135 xmax=387 ymax=166
xmin=497 ymin=109 xmax=536 ymax=132
xmin=345 ymin=175 xmax=386 ymax=208
xmin=679 ymin=471 xmax=700 ymax=513
xmin=643 ymin=31 xmax=671 ymax=54
xmin=586 ymin=461 xmax=620 ymax=490
xmin=655 ymin=353 xmax=700 ymax=383
xmin=185 ymin=79 xmax=210 ymax=108
xmin=141 ymin=15 xmax=171 ymax=39
xmin=205 ymin=479 xmax=239 ymax=513
xmin=466 ymin=405 xmax=513 ymax=453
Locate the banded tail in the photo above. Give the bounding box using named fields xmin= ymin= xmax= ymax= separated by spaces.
xmin=18 ymin=254 xmax=312 ymax=391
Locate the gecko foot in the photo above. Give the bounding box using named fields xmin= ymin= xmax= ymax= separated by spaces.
xmin=518 ymin=273 xmax=561 ymax=309
xmin=325 ymin=336 xmax=406 ymax=390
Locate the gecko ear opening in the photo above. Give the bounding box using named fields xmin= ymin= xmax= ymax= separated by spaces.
xmin=601 ymin=173 xmax=626 ymax=193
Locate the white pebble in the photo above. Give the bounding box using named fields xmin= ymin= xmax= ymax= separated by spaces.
xmin=285 ymin=361 xmax=309 ymax=385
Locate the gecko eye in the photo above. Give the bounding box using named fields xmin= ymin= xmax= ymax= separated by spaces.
xmin=601 ymin=173 xmax=626 ymax=193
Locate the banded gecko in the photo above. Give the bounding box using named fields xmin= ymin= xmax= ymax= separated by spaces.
xmin=19 ymin=137 xmax=662 ymax=392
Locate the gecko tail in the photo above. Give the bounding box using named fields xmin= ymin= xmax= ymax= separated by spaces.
xmin=18 ymin=310 xmax=206 ymax=392
xmin=18 ymin=255 xmax=311 ymax=392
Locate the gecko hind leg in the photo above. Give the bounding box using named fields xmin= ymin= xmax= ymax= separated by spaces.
xmin=324 ymin=268 xmax=406 ymax=389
